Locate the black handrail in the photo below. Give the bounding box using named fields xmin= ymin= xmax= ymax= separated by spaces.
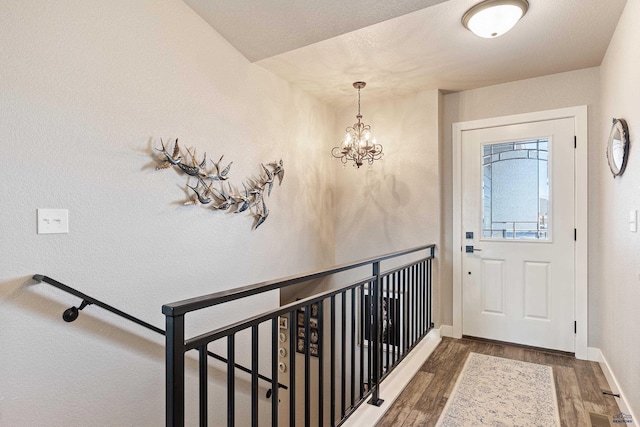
xmin=32 ymin=274 xmax=287 ymax=392
xmin=163 ymin=243 xmax=436 ymax=316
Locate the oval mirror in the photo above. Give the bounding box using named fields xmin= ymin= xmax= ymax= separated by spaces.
xmin=607 ymin=118 xmax=629 ymax=178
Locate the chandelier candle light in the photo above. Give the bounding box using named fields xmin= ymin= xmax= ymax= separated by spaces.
xmin=332 ymin=81 xmax=383 ymax=168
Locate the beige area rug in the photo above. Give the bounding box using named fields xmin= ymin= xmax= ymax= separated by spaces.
xmin=436 ymin=352 xmax=560 ymax=427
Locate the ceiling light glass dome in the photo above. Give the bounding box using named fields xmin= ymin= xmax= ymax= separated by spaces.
xmin=462 ymin=0 xmax=529 ymax=38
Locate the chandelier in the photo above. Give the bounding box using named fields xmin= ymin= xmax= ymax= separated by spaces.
xmin=331 ymin=82 xmax=383 ymax=168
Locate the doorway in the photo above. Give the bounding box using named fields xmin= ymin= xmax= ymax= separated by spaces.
xmin=452 ymin=107 xmax=588 ymax=358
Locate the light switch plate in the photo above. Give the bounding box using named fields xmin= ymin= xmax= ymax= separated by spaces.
xmin=37 ymin=209 xmax=69 ymax=234
xmin=630 ymin=210 xmax=637 ymax=233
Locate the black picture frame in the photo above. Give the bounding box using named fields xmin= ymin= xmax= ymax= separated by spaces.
xmin=296 ymin=302 xmax=321 ymax=357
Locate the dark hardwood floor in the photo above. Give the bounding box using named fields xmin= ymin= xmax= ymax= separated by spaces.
xmin=376 ymin=337 xmax=624 ymax=426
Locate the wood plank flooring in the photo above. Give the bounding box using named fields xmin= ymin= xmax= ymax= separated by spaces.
xmin=377 ymin=337 xmax=624 ymax=426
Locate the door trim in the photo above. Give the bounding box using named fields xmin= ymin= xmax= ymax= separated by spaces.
xmin=452 ymin=106 xmax=588 ymax=359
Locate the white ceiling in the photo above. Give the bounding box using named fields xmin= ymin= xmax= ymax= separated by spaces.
xmin=183 ymin=0 xmax=627 ymax=108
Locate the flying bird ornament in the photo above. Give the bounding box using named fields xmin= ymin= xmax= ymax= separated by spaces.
xmin=154 ymin=138 xmax=284 ymax=230
xmin=155 ymin=139 xmax=182 ymax=169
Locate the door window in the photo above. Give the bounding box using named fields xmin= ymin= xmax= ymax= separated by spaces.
xmin=481 ymin=139 xmax=549 ymax=240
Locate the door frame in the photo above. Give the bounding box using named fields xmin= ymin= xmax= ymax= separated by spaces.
xmin=452 ymin=106 xmax=588 ymax=359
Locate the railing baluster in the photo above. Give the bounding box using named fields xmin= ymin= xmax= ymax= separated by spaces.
xmin=392 ymin=272 xmax=397 ymax=367
xmin=423 ymin=261 xmax=427 ymax=335
xmin=402 ymin=270 xmax=408 ymax=355
xmin=330 ymin=296 xmax=336 ymax=427
xmin=367 ymin=281 xmax=372 ymax=395
xmin=416 ymin=265 xmax=420 ymax=339
xmin=304 ymin=305 xmax=311 ymax=427
xmin=411 ymin=265 xmax=420 ymax=346
xmin=340 ymin=292 xmax=346 ymax=418
xmin=418 ymin=264 xmax=422 ymax=337
xmin=393 ymin=273 xmax=398 ymax=358
xmin=384 ymin=275 xmax=389 ymax=374
xmin=419 ymin=261 xmax=424 ymax=336
xmin=416 ymin=263 xmax=420 ymax=338
xmin=428 ymin=258 xmax=433 ymax=329
xmin=199 ymin=345 xmax=208 ymax=427
xmin=412 ymin=264 xmax=417 ymax=344
xmin=289 ymin=311 xmax=296 ymax=427
xmin=227 ymin=334 xmax=235 ymax=427
xmin=271 ymin=319 xmax=278 ymax=427
xmin=318 ymin=300 xmax=324 ymax=427
xmin=420 ymin=262 xmax=424 ymax=334
xmin=420 ymin=262 xmax=429 ymax=336
xmin=412 ymin=265 xmax=417 ymax=345
xmin=350 ymin=289 xmax=356 ymax=409
xmin=423 ymin=261 xmax=427 ymax=334
xmin=408 ymin=265 xmax=413 ymax=346
xmin=251 ymin=327 xmax=258 ymax=427
xmin=405 ymin=267 xmax=413 ymax=349
xmin=406 ymin=268 xmax=410 ymax=350
xmin=359 ymin=284 xmax=365 ymax=399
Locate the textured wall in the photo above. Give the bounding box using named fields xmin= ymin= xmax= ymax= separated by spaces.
xmin=598 ymin=0 xmax=640 ymax=416
xmin=332 ymin=90 xmax=441 ymax=259
xmin=441 ymin=68 xmax=600 ymax=328
xmin=0 ymin=1 xmax=335 ymax=425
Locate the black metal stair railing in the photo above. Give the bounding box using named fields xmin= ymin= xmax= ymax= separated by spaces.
xmin=163 ymin=243 xmax=436 ymax=427
xmin=31 ymin=274 xmax=287 ymax=394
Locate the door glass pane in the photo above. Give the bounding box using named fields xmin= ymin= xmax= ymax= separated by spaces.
xmin=482 ymin=139 xmax=550 ymax=240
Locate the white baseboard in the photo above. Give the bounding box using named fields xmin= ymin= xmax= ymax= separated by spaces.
xmin=587 ymin=346 xmax=601 ymax=362
xmin=590 ymin=347 xmax=637 ymax=422
xmin=439 ymin=324 xmax=454 ymax=338
xmin=342 ymin=329 xmax=442 ymax=427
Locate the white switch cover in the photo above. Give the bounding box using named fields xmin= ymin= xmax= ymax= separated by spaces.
xmin=630 ymin=210 xmax=637 ymax=232
xmin=37 ymin=209 xmax=69 ymax=234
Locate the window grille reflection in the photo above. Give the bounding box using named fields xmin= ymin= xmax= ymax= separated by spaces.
xmin=482 ymin=139 xmax=550 ymax=240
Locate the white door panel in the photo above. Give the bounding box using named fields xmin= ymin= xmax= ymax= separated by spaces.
xmin=461 ymin=118 xmax=575 ymax=352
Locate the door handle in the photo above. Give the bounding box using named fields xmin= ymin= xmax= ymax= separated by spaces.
xmin=465 ymin=246 xmax=482 ymax=253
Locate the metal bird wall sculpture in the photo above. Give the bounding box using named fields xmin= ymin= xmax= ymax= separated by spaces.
xmin=154 ymin=138 xmax=284 ymax=229
xmin=155 ymin=139 xmax=182 ymax=169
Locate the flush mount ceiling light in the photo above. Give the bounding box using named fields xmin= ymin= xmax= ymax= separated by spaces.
xmin=331 ymin=81 xmax=383 ymax=169
xmin=462 ymin=0 xmax=529 ymax=38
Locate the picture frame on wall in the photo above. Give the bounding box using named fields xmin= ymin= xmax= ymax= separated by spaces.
xmin=278 ymin=316 xmax=288 ymax=329
xmin=309 ymin=343 xmax=319 ymax=357
xmin=295 ymin=302 xmax=321 ymax=357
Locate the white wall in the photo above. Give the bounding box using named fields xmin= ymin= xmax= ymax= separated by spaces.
xmin=0 ymin=1 xmax=335 ymax=425
xmin=332 ymin=89 xmax=441 ymax=263
xmin=597 ymin=0 xmax=640 ymax=415
xmin=441 ymin=68 xmax=601 ymax=327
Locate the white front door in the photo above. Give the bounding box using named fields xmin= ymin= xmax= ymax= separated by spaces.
xmin=461 ymin=118 xmax=575 ymax=352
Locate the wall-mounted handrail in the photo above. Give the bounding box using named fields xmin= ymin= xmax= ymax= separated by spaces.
xmin=33 ymin=274 xmax=165 ymax=333
xmin=31 ymin=274 xmax=287 ymax=391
